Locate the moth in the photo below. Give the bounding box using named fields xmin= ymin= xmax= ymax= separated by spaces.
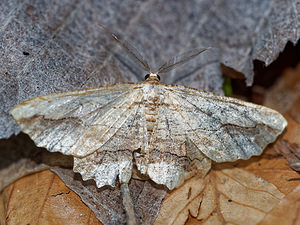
xmin=11 ymin=25 xmax=287 ymax=190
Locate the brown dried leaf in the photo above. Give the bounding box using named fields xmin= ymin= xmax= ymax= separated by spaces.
xmin=1 ymin=0 xmax=299 ymax=139
xmin=274 ymin=115 xmax=300 ymax=172
xmin=264 ymin=63 xmax=300 ymax=172
xmin=264 ymin=63 xmax=300 ymax=115
xmin=0 ymin=168 xmax=166 ymax=225
xmin=51 ymin=167 xmax=167 ymax=225
xmin=0 ymin=133 xmax=73 ymax=191
xmin=257 ymin=184 xmax=300 ymax=225
xmin=0 ymin=170 xmax=102 ymax=225
xmin=154 ymin=166 xmax=284 ymax=225
xmin=240 ymin=147 xmax=300 ymax=195
xmin=289 ymin=97 xmax=300 ymax=123
xmin=152 ymin=139 xmax=300 ymax=225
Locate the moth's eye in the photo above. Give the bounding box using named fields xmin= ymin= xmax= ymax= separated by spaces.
xmin=145 ymin=74 xmax=150 ymax=80
xmin=157 ymin=75 xmax=161 ymax=81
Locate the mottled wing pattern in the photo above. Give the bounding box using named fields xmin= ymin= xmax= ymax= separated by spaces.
xmin=73 ymin=150 xmax=134 ymax=188
xmin=11 ymin=83 xmax=144 ymax=157
xmin=71 ymin=89 xmax=149 ymax=187
xmin=135 ymin=90 xmax=212 ymax=189
xmin=69 ymin=82 xmax=211 ymax=189
xmin=11 ymin=81 xmax=287 ymax=190
xmin=163 ymin=85 xmax=287 ymax=162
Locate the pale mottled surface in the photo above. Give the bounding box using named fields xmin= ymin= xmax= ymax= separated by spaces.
xmin=11 ymin=76 xmax=287 ymax=189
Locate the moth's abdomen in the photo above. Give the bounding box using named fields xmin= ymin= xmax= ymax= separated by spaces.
xmin=142 ymin=84 xmax=164 ymax=138
xmin=145 ymin=98 xmax=159 ymax=134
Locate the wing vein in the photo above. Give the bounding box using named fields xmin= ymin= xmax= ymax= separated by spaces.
xmin=165 ymin=90 xmax=225 ymax=156
xmin=85 ymin=91 xmax=143 ymax=155
xmin=170 ymin=92 xmax=250 ymax=157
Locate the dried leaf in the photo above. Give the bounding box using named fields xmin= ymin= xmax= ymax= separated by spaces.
xmin=1 ymin=0 xmax=299 ymax=139
xmin=52 ymin=167 xmax=167 ymax=225
xmin=264 ymin=63 xmax=300 ymax=171
xmin=154 ymin=166 xmax=284 ymax=225
xmin=0 ymin=133 xmax=72 ymax=191
xmin=237 ymin=146 xmax=300 ymax=195
xmin=257 ymin=184 xmax=300 ymax=225
xmin=0 ymin=169 xmax=166 ymax=225
xmin=264 ymin=63 xmax=300 ymax=115
xmin=274 ymin=115 xmax=300 ymax=172
xmin=0 ymin=170 xmax=102 ymax=225
xmin=152 ymin=142 xmax=300 ymax=225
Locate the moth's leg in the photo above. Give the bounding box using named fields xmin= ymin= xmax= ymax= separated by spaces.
xmin=121 ymin=183 xmax=137 ymax=225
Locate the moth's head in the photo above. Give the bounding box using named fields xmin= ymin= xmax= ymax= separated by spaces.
xmin=145 ymin=73 xmax=161 ymax=82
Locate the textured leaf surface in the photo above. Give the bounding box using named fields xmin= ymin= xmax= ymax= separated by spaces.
xmin=0 ymin=170 xmax=103 ymax=225
xmin=264 ymin=64 xmax=300 ymax=171
xmin=154 ymin=165 xmax=285 ymax=225
xmin=0 ymin=169 xmax=166 ymax=225
xmin=257 ymin=184 xmax=300 ymax=225
xmin=0 ymin=133 xmax=72 ymax=191
xmin=52 ymin=168 xmax=167 ymax=225
xmin=153 ymin=144 xmax=300 ymax=225
xmin=264 ymin=64 xmax=300 ymax=116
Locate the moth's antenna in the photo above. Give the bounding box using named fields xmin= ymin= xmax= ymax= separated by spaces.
xmin=98 ymin=24 xmax=152 ymax=74
xmin=155 ymin=46 xmax=215 ymax=74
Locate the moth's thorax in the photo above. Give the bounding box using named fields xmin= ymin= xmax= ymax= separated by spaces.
xmin=142 ymin=83 xmax=164 ymax=142
xmin=145 ymin=73 xmax=160 ymax=83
